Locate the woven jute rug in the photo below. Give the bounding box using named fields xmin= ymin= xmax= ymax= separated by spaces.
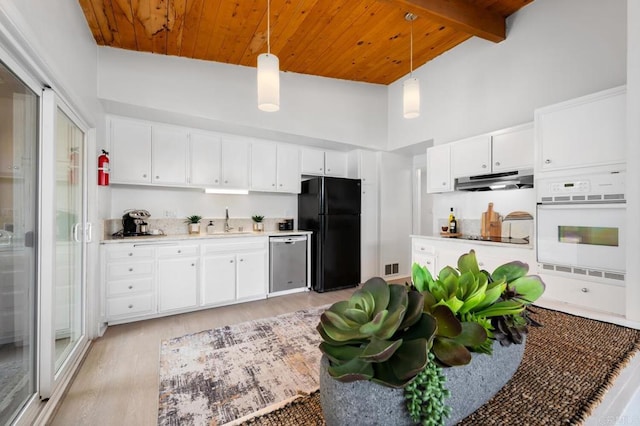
xmin=243 ymin=307 xmax=640 ymax=425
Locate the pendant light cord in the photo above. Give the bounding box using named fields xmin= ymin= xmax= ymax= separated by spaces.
xmin=267 ymin=0 xmax=271 ymax=55
xmin=410 ymin=17 xmax=414 ymax=77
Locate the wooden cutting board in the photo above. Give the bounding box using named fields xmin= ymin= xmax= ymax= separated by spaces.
xmin=481 ymin=203 xmax=501 ymax=238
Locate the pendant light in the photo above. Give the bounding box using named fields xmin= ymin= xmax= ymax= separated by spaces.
xmin=403 ymin=12 xmax=420 ymax=119
xmin=257 ymin=0 xmax=280 ymax=112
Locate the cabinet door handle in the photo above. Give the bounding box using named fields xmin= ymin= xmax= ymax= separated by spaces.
xmin=128 ymin=304 xmax=133 ymax=309
xmin=581 ymin=287 xmax=589 ymax=293
xmin=240 ymin=258 xmax=244 ymax=262
xmin=478 ymin=262 xmax=484 ymax=267
xmin=279 ymin=183 xmax=282 ymax=187
xmin=426 ymin=261 xmax=431 ymax=265
xmin=128 ymin=268 xmax=134 ymax=272
xmin=143 ymin=174 xmax=147 ymax=178
xmin=495 ymin=161 xmax=500 ymax=166
xmin=545 ymin=159 xmax=551 ymax=164
xmin=177 ymin=250 xmax=182 ymax=254
xmin=191 ymin=263 xmax=195 ymax=266
xmin=481 ymin=164 xmax=487 ymax=168
xmin=224 ymin=180 xmax=228 ymax=183
xmin=230 ymin=259 xmax=234 ymax=263
xmin=128 ymin=252 xmax=133 ymax=257
xmin=128 ymin=285 xmax=133 ymax=289
xmin=442 ymin=182 xmax=446 ymax=186
xmin=155 ymin=175 xmax=160 ymax=179
xmin=272 ymin=183 xmax=276 ymax=186
xmin=215 ymin=179 xmax=219 ymax=183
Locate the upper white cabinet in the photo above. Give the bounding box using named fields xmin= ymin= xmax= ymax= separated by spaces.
xmin=426 ymin=144 xmax=452 ymax=193
xmin=151 ymin=125 xmax=188 ymax=185
xmin=250 ymin=141 xmax=300 ymax=193
xmin=220 ymin=135 xmax=250 ymax=189
xmin=535 ymin=86 xmax=626 ymax=172
xmin=348 ymin=149 xmax=378 ymax=184
xmin=189 ymin=131 xmax=222 ymax=186
xmin=451 ymin=135 xmax=492 ymax=178
xmin=301 ymin=147 xmax=347 ymax=177
xmin=451 ymin=124 xmax=534 ymax=178
xmin=491 ymin=124 xmax=534 ymax=172
xmin=110 ymin=118 xmax=152 ymax=184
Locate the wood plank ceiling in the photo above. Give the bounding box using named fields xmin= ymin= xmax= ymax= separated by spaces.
xmin=78 ymin=0 xmax=533 ymax=85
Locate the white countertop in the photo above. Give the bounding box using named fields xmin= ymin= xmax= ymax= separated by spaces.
xmin=101 ymin=230 xmax=312 ymax=244
xmin=411 ymin=234 xmax=534 ymax=250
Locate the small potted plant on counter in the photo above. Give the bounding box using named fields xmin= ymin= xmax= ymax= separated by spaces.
xmin=251 ymin=215 xmax=264 ymax=232
xmin=185 ymin=215 xmax=202 ymax=234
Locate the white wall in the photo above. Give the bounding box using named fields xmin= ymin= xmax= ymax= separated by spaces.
xmin=110 ymin=187 xmax=297 ymax=223
xmin=626 ymin=1 xmax=640 ymax=322
xmin=379 ymin=152 xmax=413 ymax=277
xmin=388 ymin=0 xmax=627 ymax=149
xmin=97 ymin=47 xmax=388 ymax=150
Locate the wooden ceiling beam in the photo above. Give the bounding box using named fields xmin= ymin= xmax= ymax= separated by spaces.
xmin=392 ymin=0 xmax=506 ymax=43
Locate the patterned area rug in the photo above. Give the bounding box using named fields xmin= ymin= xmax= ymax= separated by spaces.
xmin=158 ymin=306 xmax=327 ymax=425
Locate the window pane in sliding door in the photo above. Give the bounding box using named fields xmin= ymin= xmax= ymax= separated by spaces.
xmin=0 ymin=62 xmax=38 ymax=424
xmin=54 ymin=108 xmax=84 ymax=371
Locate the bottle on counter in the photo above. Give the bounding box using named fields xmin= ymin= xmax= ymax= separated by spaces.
xmin=448 ymin=208 xmax=458 ymax=234
xmin=207 ymin=221 xmax=215 ymax=234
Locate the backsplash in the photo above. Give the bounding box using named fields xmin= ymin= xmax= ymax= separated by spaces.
xmin=104 ymin=217 xmax=293 ymax=239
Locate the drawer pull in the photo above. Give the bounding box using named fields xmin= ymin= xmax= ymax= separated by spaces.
xmin=581 ymin=287 xmax=589 ymax=293
xmin=129 ymin=268 xmax=134 ymax=272
xmin=128 ymin=304 xmax=133 ymax=309
xmin=230 ymin=260 xmax=234 ymax=263
xmin=545 ymin=159 xmax=551 ymax=164
xmin=178 ymin=250 xmax=182 ymax=254
xmin=128 ymin=285 xmax=133 ymax=290
xmin=420 ymin=247 xmax=424 ymax=251
xmin=128 ymin=252 xmax=133 ymax=256
xmin=191 ymin=263 xmax=195 ymax=267
xmin=240 ymin=258 xmax=244 ymax=262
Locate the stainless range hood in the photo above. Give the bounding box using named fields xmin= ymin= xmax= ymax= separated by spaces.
xmin=455 ymin=169 xmax=534 ymax=191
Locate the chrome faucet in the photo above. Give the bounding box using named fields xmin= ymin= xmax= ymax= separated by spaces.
xmin=224 ymin=207 xmax=233 ymax=232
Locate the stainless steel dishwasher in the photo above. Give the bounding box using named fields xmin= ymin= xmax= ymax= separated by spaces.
xmin=269 ymin=235 xmax=307 ymax=293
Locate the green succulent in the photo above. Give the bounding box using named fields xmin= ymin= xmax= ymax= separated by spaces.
xmin=184 ymin=215 xmax=202 ymax=224
xmin=412 ymin=250 xmax=546 ymax=354
xmin=251 ymin=215 xmax=264 ymax=223
xmin=405 ymin=352 xmax=451 ymax=425
xmin=317 ymin=277 xmax=436 ymax=388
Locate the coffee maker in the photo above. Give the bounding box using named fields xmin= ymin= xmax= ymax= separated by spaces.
xmin=122 ymin=209 xmax=151 ymax=236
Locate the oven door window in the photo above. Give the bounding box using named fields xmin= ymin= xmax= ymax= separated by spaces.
xmin=537 ymin=204 xmax=626 ymax=272
xmin=557 ymin=226 xmax=619 ymax=247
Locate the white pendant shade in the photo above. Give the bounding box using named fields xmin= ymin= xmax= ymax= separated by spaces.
xmin=257 ymin=53 xmax=280 ymax=112
xmin=403 ymin=77 xmax=420 ymax=119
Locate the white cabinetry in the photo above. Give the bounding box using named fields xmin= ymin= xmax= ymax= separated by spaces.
xmin=201 ymin=237 xmax=268 ymax=307
xmin=451 ymin=135 xmax=492 ymax=178
xmin=189 ymin=131 xmax=222 ymax=186
xmin=426 ymin=144 xmax=452 ymax=193
xmin=157 ymin=245 xmax=198 ymax=312
xmin=535 ymin=86 xmax=626 ymax=172
xmin=452 ymin=124 xmax=534 ymax=178
xmin=301 ymin=147 xmax=347 ymax=177
xmin=492 ymin=124 xmax=534 ymax=172
xmin=152 ymin=125 xmax=188 ymax=185
xmin=220 ymin=135 xmax=250 ymax=189
xmin=348 ymin=149 xmax=378 ymax=184
xmin=250 ymin=141 xmax=300 ymax=193
xmin=110 ymin=118 xmax=152 ymax=184
xmin=103 ymin=244 xmax=156 ymax=321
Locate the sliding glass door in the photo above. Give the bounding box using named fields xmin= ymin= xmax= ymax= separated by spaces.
xmin=0 ymin=61 xmax=38 ymax=424
xmin=39 ymin=89 xmax=89 ymax=399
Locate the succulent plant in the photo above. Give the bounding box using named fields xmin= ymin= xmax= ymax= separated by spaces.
xmin=317 ymin=277 xmax=436 ymax=388
xmin=412 ymin=250 xmax=545 ymax=353
xmin=251 ymin=215 xmax=264 ymax=223
xmin=184 ymin=215 xmax=202 ymax=224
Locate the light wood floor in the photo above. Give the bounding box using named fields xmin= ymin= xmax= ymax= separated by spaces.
xmin=48 ymin=287 xmax=360 ymax=426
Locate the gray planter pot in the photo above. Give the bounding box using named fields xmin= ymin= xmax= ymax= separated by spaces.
xmin=320 ymin=337 xmax=526 ymax=426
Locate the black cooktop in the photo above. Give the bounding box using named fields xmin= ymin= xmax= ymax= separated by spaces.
xmin=462 ymin=235 xmax=530 ymax=244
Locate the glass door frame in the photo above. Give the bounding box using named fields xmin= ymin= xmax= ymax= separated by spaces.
xmin=38 ymin=88 xmax=90 ymax=399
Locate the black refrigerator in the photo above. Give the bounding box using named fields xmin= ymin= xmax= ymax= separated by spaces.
xmin=298 ymin=176 xmax=361 ymax=292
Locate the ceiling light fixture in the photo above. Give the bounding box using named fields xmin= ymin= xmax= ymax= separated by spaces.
xmin=403 ymin=12 xmax=420 ymax=119
xmin=257 ymin=0 xmax=280 ymax=112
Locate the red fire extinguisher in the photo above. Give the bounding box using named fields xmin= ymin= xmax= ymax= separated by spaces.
xmin=98 ymin=149 xmax=110 ymax=186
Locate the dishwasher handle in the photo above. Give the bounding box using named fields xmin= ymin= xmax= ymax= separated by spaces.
xmin=270 ymin=236 xmax=307 ymax=244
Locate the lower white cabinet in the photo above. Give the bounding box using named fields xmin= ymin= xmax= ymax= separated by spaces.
xmin=157 ymin=245 xmax=199 ymax=312
xmin=201 ymin=237 xmax=268 ymax=307
xmin=102 ymin=237 xmax=268 ymax=324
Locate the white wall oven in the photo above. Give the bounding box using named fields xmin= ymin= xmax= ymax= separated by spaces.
xmin=536 ymin=172 xmax=626 ymax=284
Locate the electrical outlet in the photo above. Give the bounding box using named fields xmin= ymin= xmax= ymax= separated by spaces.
xmin=392 ymin=263 xmax=399 ymax=274
xmin=385 ymin=264 xmax=392 ymax=275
